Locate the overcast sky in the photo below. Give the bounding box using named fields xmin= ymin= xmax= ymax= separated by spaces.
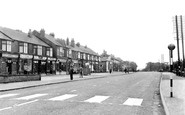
xmin=1 ymin=0 xmax=185 ymax=69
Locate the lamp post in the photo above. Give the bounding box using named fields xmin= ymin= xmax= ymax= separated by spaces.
xmin=168 ymin=44 xmax=175 ymax=72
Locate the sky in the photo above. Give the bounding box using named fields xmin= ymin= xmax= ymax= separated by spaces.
xmin=0 ymin=0 xmax=185 ymax=69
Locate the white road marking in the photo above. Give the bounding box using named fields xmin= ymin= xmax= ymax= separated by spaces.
xmin=48 ymin=94 xmax=77 ymax=101
xmin=84 ymin=96 xmax=109 ymax=103
xmin=0 ymin=107 xmax=12 ymax=111
xmin=0 ymin=94 xmax=18 ymax=99
xmin=16 ymin=94 xmax=48 ymax=100
xmin=123 ymin=98 xmax=143 ymax=106
xmin=16 ymin=99 xmax=38 ymax=106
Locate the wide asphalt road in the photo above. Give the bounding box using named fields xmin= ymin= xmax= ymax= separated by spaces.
xmin=0 ymin=72 xmax=165 ymax=115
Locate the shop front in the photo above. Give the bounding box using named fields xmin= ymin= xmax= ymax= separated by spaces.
xmin=0 ymin=53 xmax=19 ymax=75
xmin=56 ymin=58 xmax=66 ymax=73
xmin=33 ymin=56 xmax=47 ymax=74
xmin=73 ymin=59 xmax=79 ymax=74
xmin=19 ymin=54 xmax=33 ymax=75
xmin=46 ymin=57 xmax=56 ymax=74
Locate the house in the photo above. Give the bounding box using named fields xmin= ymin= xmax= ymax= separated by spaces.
xmin=0 ymin=27 xmax=53 ymax=82
xmin=33 ymin=29 xmax=64 ymax=74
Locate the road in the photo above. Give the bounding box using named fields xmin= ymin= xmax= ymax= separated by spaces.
xmin=0 ymin=72 xmax=165 ymax=115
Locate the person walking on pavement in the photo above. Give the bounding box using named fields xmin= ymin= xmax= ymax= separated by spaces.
xmin=69 ymin=65 xmax=74 ymax=80
xmin=79 ymin=66 xmax=83 ymax=78
xmin=109 ymin=68 xmax=112 ymax=74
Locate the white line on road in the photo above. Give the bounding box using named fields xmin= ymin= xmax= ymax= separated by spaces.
xmin=123 ymin=98 xmax=143 ymax=106
xmin=0 ymin=94 xmax=18 ymax=99
xmin=16 ymin=94 xmax=48 ymax=100
xmin=0 ymin=107 xmax=12 ymax=111
xmin=15 ymin=99 xmax=38 ymax=106
xmin=0 ymin=99 xmax=38 ymax=112
xmin=48 ymin=94 xmax=77 ymax=101
xmin=84 ymin=95 xmax=109 ymax=103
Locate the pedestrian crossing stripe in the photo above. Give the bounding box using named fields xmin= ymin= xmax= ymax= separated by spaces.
xmin=84 ymin=95 xmax=110 ymax=103
xmin=16 ymin=94 xmax=48 ymax=100
xmin=48 ymin=94 xmax=77 ymax=101
xmin=0 ymin=94 xmax=19 ymax=99
xmin=123 ymin=98 xmax=143 ymax=106
xmin=0 ymin=93 xmax=144 ymax=106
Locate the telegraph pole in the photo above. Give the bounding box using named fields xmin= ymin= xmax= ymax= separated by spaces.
xmin=175 ymin=15 xmax=181 ymax=76
xmin=180 ymin=15 xmax=185 ymax=74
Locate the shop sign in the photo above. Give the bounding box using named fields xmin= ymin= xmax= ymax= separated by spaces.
xmin=20 ymin=54 xmax=33 ymax=59
xmin=73 ymin=60 xmax=78 ymax=63
xmin=48 ymin=57 xmax=56 ymax=61
xmin=34 ymin=56 xmax=47 ymax=60
xmin=2 ymin=53 xmax=18 ymax=58
xmin=34 ymin=56 xmax=39 ymax=60
xmin=58 ymin=59 xmax=66 ymax=62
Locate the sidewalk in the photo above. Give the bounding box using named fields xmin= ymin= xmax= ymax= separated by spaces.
xmin=0 ymin=72 xmax=124 ymax=92
xmin=161 ymin=72 xmax=185 ymax=115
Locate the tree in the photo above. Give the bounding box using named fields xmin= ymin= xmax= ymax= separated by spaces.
xmin=143 ymin=62 xmax=169 ymax=72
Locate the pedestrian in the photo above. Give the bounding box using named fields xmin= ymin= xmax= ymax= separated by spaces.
xmin=79 ymin=66 xmax=83 ymax=78
xmin=109 ymin=69 xmax=112 ymax=74
xmin=69 ymin=66 xmax=73 ymax=80
xmin=59 ymin=65 xmax=62 ymax=75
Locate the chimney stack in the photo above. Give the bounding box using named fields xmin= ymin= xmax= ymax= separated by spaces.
xmin=49 ymin=33 xmax=55 ymax=38
xmin=28 ymin=29 xmax=32 ymax=38
xmin=40 ymin=29 xmax=45 ymax=38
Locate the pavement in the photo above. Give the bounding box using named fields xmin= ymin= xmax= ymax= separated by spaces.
xmin=160 ymin=72 xmax=185 ymax=115
xmin=0 ymin=72 xmax=125 ymax=92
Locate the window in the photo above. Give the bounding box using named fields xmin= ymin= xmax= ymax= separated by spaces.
xmin=78 ymin=52 xmax=80 ymax=59
xmin=7 ymin=41 xmax=11 ymax=52
xmin=50 ymin=48 xmax=52 ymax=57
xmin=2 ymin=41 xmax=7 ymax=51
xmin=19 ymin=42 xmax=28 ymax=53
xmin=33 ymin=45 xmax=37 ymax=55
xmin=57 ymin=47 xmax=60 ymax=56
xmin=37 ymin=46 xmax=42 ymax=55
xmin=46 ymin=47 xmax=50 ymax=56
xmin=60 ymin=47 xmax=64 ymax=56
xmin=24 ymin=43 xmax=28 ymax=53
xmin=19 ymin=43 xmax=24 ymax=53
xmin=2 ymin=40 xmax=11 ymax=52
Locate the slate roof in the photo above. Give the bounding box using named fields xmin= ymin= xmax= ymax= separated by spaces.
xmin=65 ymin=42 xmax=98 ymax=56
xmin=0 ymin=29 xmax=11 ymax=40
xmin=44 ymin=34 xmax=62 ymax=46
xmin=0 ymin=27 xmax=49 ymax=47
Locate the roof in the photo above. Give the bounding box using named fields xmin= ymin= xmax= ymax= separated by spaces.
xmin=0 ymin=30 xmax=12 ymax=40
xmin=44 ymin=34 xmax=62 ymax=46
xmin=0 ymin=27 xmax=49 ymax=47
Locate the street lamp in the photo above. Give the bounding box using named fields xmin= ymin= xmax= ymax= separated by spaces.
xmin=168 ymin=44 xmax=175 ymax=72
